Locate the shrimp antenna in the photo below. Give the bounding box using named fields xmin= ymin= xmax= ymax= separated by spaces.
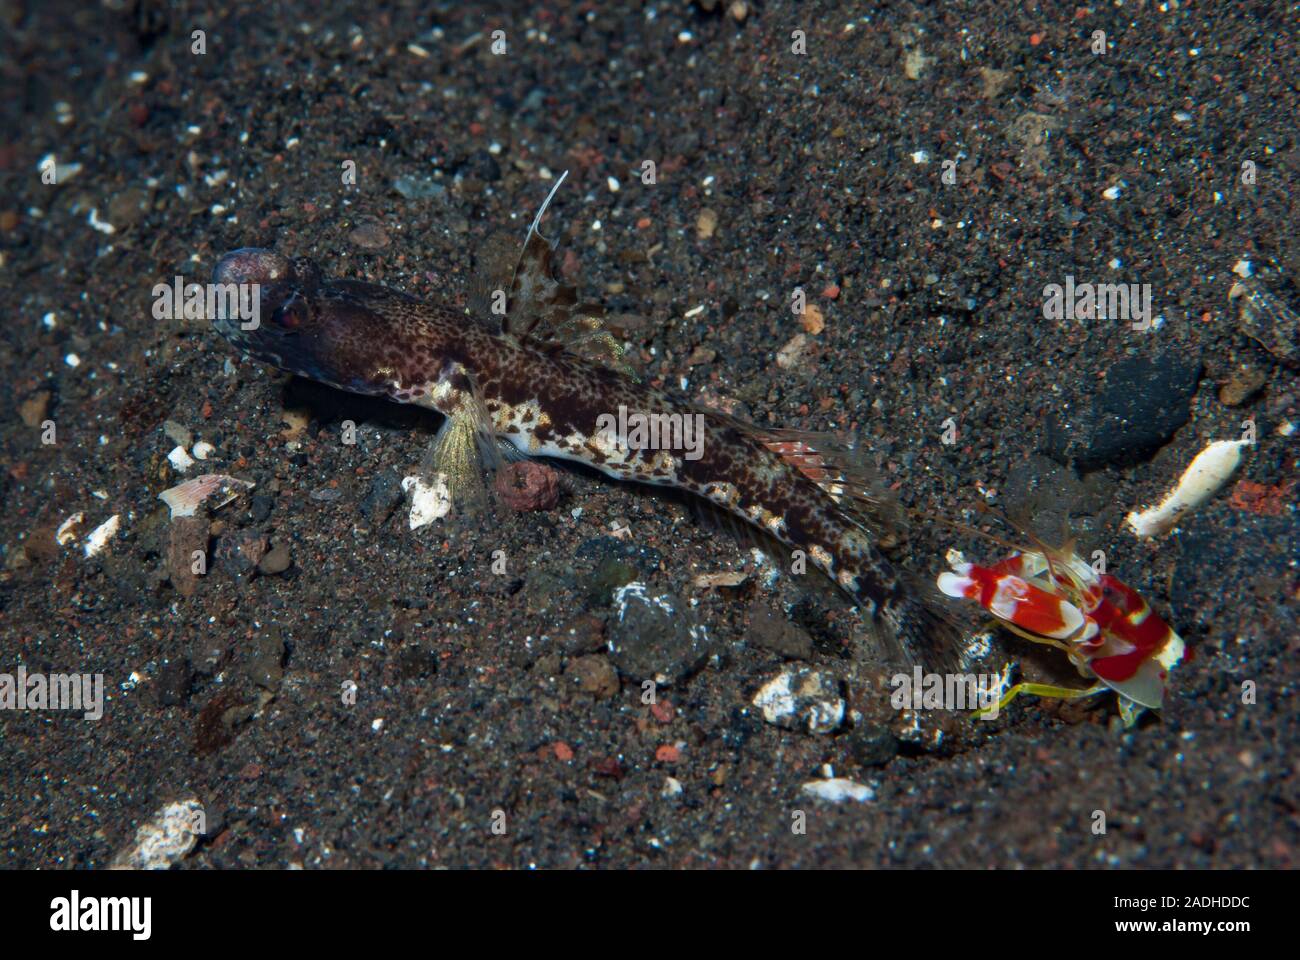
xmin=919 ymin=511 xmax=1027 ymax=555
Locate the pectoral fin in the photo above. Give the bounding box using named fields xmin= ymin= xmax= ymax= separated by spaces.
xmin=419 ymin=363 xmax=502 ymax=515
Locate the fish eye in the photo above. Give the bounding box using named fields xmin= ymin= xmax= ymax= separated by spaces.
xmin=272 ymin=293 xmax=307 ymax=330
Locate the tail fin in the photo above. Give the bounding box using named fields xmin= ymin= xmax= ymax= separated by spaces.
xmin=878 ymin=580 xmax=971 ymax=673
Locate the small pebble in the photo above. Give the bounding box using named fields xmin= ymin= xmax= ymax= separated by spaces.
xmin=348 ymin=221 xmax=390 ymax=250
xmin=1219 ymin=367 xmax=1267 ymax=407
xmin=258 ymin=542 xmax=291 ymax=575
xmin=695 ymin=208 xmax=718 ymax=240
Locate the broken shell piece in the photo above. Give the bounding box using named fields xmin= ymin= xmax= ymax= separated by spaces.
xmin=1126 ymin=440 xmax=1250 ymax=538
xmin=191 ymin=440 xmax=216 ymax=460
xmin=1230 ymin=277 xmax=1300 ymax=367
xmin=800 ymin=777 xmax=875 ymax=803
xmin=84 ymin=514 xmax=121 ymax=557
xmin=167 ymin=445 xmax=195 ymax=472
xmin=55 ymin=512 xmax=86 ymax=546
xmin=692 ymin=571 xmax=749 ymax=589
xmin=776 ymin=333 xmax=812 ymax=370
xmin=159 ymin=473 xmax=255 ymax=519
xmin=402 ymin=474 xmax=452 ymax=529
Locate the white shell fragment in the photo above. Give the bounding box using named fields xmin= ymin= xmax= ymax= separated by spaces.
xmin=402 ymin=474 xmax=452 ymax=529
xmin=691 ymin=571 xmax=748 ymax=589
xmin=159 ymin=474 xmax=255 ymax=519
xmin=191 ymin=441 xmax=216 ymax=460
xmin=55 ymin=512 xmax=86 ymax=546
xmin=110 ymin=798 xmax=204 ymax=870
xmin=1126 ymin=440 xmax=1250 ymax=538
xmin=167 ymin=445 xmax=195 ymax=472
xmin=800 ymin=778 xmax=876 ymax=803
xmin=83 ymin=515 xmax=121 ymax=557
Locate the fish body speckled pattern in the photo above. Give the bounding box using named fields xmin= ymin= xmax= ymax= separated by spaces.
xmin=211 ymin=193 xmax=961 ymax=671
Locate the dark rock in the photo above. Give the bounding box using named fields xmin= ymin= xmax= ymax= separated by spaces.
xmin=258 ymin=542 xmax=292 ymax=575
xmin=485 ymin=575 xmax=525 ymax=597
xmin=522 ymin=569 xmax=575 ymax=619
xmin=396 ymin=640 xmax=438 ymax=680
xmin=745 ymin=603 xmax=813 ymax=659
xmin=347 ymin=220 xmax=391 ymax=250
xmin=848 ymin=721 xmax=899 ymax=767
xmin=576 ymin=537 xmax=662 ymax=605
xmin=243 ymin=628 xmax=285 ymax=691
xmin=214 ymin=531 xmax=265 ymax=577
xmin=155 ymin=658 xmax=193 ymax=707
xmin=606 ymin=583 xmax=714 ymax=685
xmin=1047 ymin=352 xmax=1201 ymax=470
xmin=554 ymin=614 xmax=607 ymax=654
xmin=188 ymin=633 xmax=227 ymax=675
xmin=462 ymin=149 xmax=501 ymax=182
xmin=585 ymin=558 xmax=638 ymax=607
xmin=165 ymin=517 xmax=209 ymax=597
xmin=359 ymin=469 xmax=404 ymax=524
xmin=249 ymin=494 xmax=275 ymax=523
xmin=1231 ymin=275 xmax=1300 ymax=368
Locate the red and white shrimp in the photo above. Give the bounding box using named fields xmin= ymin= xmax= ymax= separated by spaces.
xmin=937 ymin=537 xmax=1185 ymax=727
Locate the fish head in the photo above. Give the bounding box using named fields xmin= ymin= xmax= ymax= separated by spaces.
xmin=211 ymin=247 xmax=441 ymax=400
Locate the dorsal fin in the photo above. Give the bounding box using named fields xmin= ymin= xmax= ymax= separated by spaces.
xmin=504 ymin=170 xmax=576 ymax=340
xmin=468 ymin=232 xmax=519 ymax=323
xmin=471 ymin=171 xmax=638 ymax=379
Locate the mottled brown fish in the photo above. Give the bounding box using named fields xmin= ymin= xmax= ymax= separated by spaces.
xmin=211 ymin=175 xmax=961 ymax=670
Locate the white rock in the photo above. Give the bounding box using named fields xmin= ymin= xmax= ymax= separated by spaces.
xmin=775 ymin=333 xmax=810 ymax=370
xmin=110 ymin=798 xmax=204 ymax=869
xmin=752 ymin=668 xmax=845 ymax=734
